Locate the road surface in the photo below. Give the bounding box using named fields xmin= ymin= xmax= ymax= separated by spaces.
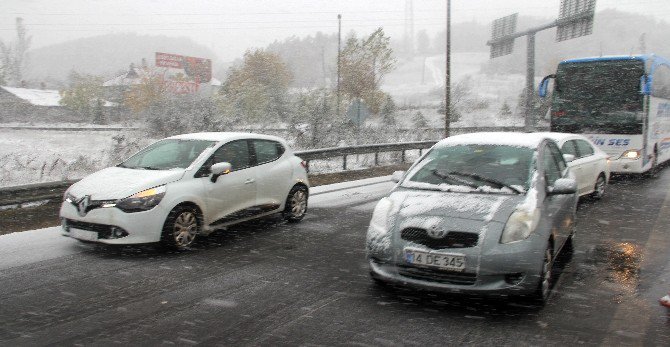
xmin=1 ymin=174 xmax=669 ymax=346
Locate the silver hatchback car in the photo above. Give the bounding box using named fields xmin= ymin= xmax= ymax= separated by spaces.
xmin=366 ymin=132 xmax=578 ymax=303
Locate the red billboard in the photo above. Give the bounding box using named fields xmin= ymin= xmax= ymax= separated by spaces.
xmin=155 ymin=52 xmax=212 ymax=83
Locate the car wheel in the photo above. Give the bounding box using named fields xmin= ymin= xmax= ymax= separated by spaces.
xmin=533 ymin=242 xmax=553 ymax=305
xmin=160 ymin=205 xmax=200 ymax=250
xmin=591 ymin=174 xmax=606 ymax=200
xmin=283 ymin=185 xmax=308 ymax=222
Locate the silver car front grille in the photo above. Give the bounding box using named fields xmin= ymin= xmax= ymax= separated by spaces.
xmin=400 ymin=228 xmax=479 ymax=249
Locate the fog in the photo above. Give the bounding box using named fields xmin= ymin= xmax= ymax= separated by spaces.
xmin=2 ymin=0 xmax=669 ymax=63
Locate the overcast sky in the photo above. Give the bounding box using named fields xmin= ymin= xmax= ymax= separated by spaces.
xmin=2 ymin=0 xmax=669 ymax=61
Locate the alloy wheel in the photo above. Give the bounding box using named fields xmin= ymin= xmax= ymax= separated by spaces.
xmin=172 ymin=211 xmax=198 ymax=248
xmin=290 ymin=190 xmax=308 ymax=218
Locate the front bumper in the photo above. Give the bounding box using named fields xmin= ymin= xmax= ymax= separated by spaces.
xmin=60 ymin=201 xmax=170 ymax=244
xmin=368 ymin=234 xmax=546 ymax=296
xmin=608 ymin=158 xmax=646 ymax=174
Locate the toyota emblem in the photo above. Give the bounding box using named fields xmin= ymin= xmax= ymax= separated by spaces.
xmin=427 ymin=225 xmax=447 ymax=239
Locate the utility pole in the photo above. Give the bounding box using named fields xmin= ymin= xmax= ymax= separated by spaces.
xmin=444 ymin=0 xmax=451 ymax=138
xmin=337 ymin=14 xmax=342 ymax=117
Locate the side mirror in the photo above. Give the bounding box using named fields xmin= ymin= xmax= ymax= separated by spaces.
xmin=538 ymin=74 xmax=555 ymax=98
xmin=210 ymin=162 xmax=232 ymax=183
xmin=563 ymin=154 xmax=575 ymax=163
xmin=640 ymin=74 xmax=651 ymax=95
xmin=548 ymin=177 xmax=577 ymax=195
xmin=391 ymin=170 xmax=405 ymax=183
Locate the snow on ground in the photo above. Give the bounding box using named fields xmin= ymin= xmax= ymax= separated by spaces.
xmin=0 ymin=128 xmax=150 ymax=187
xmin=382 ymin=52 xmax=527 ymax=128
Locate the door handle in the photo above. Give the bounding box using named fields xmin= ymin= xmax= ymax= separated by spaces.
xmin=244 ymin=179 xmax=255 ymax=184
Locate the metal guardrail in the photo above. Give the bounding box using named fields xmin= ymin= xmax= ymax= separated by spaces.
xmin=0 ymin=141 xmax=437 ymax=208
xmin=297 ymin=141 xmax=436 ymax=171
xmin=0 ymin=126 xmax=549 ymax=208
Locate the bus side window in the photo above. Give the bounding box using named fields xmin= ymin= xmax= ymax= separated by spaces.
xmin=652 ymin=64 xmax=670 ymax=99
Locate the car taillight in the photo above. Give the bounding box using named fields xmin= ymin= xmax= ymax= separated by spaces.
xmin=300 ymin=160 xmax=309 ymax=170
xmin=552 ymin=110 xmax=566 ymax=117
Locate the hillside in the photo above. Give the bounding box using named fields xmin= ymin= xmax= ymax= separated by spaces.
xmin=25 ymin=33 xmax=220 ymax=86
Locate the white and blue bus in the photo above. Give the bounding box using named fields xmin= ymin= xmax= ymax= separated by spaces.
xmin=539 ymin=54 xmax=670 ymax=174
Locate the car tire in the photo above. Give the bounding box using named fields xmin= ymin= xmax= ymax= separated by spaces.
xmin=591 ymin=174 xmax=606 ymax=200
xmin=160 ymin=205 xmax=200 ymax=250
xmin=283 ymin=185 xmax=308 ymax=222
xmin=646 ymin=150 xmax=659 ymax=178
xmin=532 ymin=242 xmax=553 ymax=305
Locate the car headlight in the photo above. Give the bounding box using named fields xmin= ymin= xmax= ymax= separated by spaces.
xmin=367 ymin=198 xmax=394 ymax=254
xmin=369 ymin=198 xmax=393 ymax=231
xmin=620 ymin=149 xmax=640 ymax=160
xmin=500 ymin=209 xmax=540 ymax=244
xmin=116 ymin=186 xmax=166 ymax=213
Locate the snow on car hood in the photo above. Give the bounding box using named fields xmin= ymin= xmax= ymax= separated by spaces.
xmin=67 ymin=167 xmax=186 ymax=200
xmin=389 ymin=189 xmax=523 ymax=224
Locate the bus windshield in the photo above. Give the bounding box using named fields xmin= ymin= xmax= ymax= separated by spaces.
xmin=550 ymin=60 xmax=645 ymax=135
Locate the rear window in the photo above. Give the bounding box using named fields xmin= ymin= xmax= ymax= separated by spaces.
xmin=253 ymin=140 xmax=285 ymax=164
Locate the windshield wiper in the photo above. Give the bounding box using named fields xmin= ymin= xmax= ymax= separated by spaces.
xmin=446 ymin=171 xmax=524 ymax=194
xmin=140 ymin=166 xmax=162 ymax=170
xmin=431 ymin=169 xmax=479 ymax=189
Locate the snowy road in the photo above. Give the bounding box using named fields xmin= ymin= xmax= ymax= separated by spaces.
xmin=1 ymin=174 xmax=669 ymax=345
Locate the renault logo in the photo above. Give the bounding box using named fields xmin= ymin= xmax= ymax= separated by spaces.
xmin=427 ymin=225 xmax=448 ymax=239
xmin=76 ymin=195 xmax=91 ymax=217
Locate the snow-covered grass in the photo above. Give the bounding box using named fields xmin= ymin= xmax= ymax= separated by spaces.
xmin=0 ymin=129 xmax=152 ymax=187
xmin=382 ymin=52 xmax=527 ymax=128
xmin=0 ymin=127 xmax=426 ymax=188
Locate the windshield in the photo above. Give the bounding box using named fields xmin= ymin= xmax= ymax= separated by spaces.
xmin=403 ymin=144 xmax=534 ymax=193
xmin=119 ymin=139 xmax=215 ymax=170
xmin=551 ymin=60 xmax=645 ymax=134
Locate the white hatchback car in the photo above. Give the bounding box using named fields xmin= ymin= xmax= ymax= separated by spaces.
xmin=60 ymin=132 xmax=309 ymax=249
xmin=540 ymin=133 xmax=610 ymax=199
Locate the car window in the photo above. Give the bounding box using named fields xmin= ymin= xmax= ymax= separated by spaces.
xmin=405 ymin=144 xmax=534 ymax=191
xmin=575 ymin=139 xmax=595 ymax=157
xmin=543 ymin=144 xmax=563 ymax=186
xmin=548 ymin=142 xmax=567 ymax=172
xmin=120 ymin=139 xmax=215 ymax=170
xmin=209 ymin=140 xmax=251 ymax=171
xmin=561 ymin=140 xmax=578 ymax=157
xmin=253 ymin=140 xmax=284 ymax=164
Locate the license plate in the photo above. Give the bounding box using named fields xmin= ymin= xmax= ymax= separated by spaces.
xmin=404 ymin=249 xmax=465 ymax=271
xmin=70 ymin=228 xmax=98 ymax=241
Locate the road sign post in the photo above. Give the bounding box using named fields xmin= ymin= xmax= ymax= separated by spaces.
xmin=487 ymin=0 xmax=596 ymax=132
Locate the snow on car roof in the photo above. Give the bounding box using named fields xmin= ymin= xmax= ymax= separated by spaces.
xmin=534 ymin=132 xmax=583 ymax=143
xmin=168 ymin=132 xmax=285 ymax=143
xmin=437 ymin=132 xmax=549 ymax=148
